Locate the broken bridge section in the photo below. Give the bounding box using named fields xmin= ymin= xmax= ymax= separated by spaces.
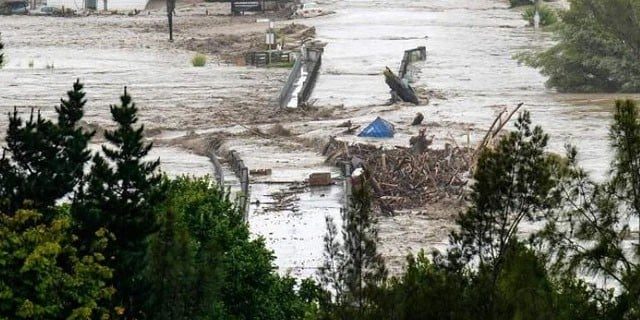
xmin=278 ymin=46 xmax=324 ymax=108
xmin=385 ymin=46 xmax=427 ymax=105
xmin=398 ymin=46 xmax=427 ymax=79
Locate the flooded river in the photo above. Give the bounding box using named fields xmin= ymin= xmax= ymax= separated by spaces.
xmin=313 ymin=0 xmax=625 ymax=179
xmin=1 ymin=0 xmax=635 ymax=276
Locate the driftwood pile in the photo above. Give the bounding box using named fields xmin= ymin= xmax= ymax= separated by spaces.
xmin=321 ymin=103 xmax=524 ymax=213
xmin=323 ymin=138 xmax=472 ymax=212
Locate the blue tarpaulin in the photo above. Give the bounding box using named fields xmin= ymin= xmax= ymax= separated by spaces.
xmin=358 ymin=117 xmax=395 ymax=138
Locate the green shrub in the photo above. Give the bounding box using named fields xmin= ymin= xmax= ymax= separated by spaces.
xmin=146 ymin=177 xmax=313 ymax=320
xmin=510 ymin=0 xmax=533 ymax=7
xmin=191 ymin=53 xmax=207 ymax=67
xmin=523 ymin=5 xmax=557 ymax=27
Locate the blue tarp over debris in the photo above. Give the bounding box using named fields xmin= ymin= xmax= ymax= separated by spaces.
xmin=358 ymin=117 xmax=395 ymax=138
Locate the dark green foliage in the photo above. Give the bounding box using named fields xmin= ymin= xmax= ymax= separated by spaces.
xmin=73 ymin=88 xmax=164 ymax=318
xmin=523 ymin=5 xmax=558 ymax=27
xmin=147 ymin=177 xmax=312 ymax=320
xmin=376 ymin=251 xmax=471 ymax=320
xmin=0 ymin=80 xmax=93 ymax=217
xmin=146 ymin=207 xmax=200 ymax=320
xmin=318 ymin=181 xmax=387 ymax=320
xmin=0 ymin=209 xmax=113 ymax=319
xmin=373 ymin=244 xmax=604 ymax=320
xmin=611 ymin=100 xmax=640 ymax=223
xmin=539 ymin=100 xmax=640 ymax=318
xmin=521 ymin=0 xmax=640 ymax=92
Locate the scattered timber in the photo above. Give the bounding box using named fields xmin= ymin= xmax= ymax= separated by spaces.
xmin=321 ymin=102 xmax=526 ymax=214
xmin=471 ymin=103 xmax=524 ymax=168
xmin=323 ymin=137 xmax=472 ymax=213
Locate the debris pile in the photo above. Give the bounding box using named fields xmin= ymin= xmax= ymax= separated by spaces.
xmin=323 ymin=138 xmax=472 ymax=212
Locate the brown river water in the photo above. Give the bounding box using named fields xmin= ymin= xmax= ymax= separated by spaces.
xmin=1 ymin=0 xmax=636 ymax=276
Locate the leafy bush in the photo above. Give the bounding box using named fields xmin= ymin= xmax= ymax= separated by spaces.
xmin=523 ymin=5 xmax=558 ymax=27
xmin=510 ymin=0 xmax=534 ymax=7
xmin=191 ymin=53 xmax=207 ymax=67
xmin=0 ymin=210 xmax=113 ymax=319
xmin=147 ymin=177 xmax=313 ymax=320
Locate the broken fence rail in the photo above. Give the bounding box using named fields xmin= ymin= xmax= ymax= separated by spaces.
xmin=207 ymin=150 xmax=250 ymax=221
xmin=209 ymin=151 xmax=225 ymax=186
xmin=229 ymin=150 xmax=250 ymax=220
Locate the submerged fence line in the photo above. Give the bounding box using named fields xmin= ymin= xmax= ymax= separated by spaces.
xmin=208 ymin=150 xmax=250 ymax=221
xmin=229 ymin=150 xmax=250 ymax=221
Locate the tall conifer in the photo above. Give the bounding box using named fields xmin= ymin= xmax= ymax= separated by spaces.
xmin=0 ymin=80 xmax=92 ymax=217
xmin=74 ymin=87 xmax=164 ymax=319
xmin=319 ymin=180 xmax=387 ymax=319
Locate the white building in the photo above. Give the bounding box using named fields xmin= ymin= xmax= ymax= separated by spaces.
xmin=46 ymin=0 xmax=149 ymax=11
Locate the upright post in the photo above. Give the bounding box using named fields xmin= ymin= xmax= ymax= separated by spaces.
xmin=167 ymin=0 xmax=175 ymax=41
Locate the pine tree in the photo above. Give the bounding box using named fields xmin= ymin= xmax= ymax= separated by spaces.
xmin=541 ymin=100 xmax=640 ymax=318
xmin=319 ymin=215 xmax=344 ymax=302
xmin=451 ymin=111 xmax=561 ymax=266
xmin=74 ymin=87 xmax=164 ymax=319
xmin=0 ymin=80 xmax=93 ymax=217
xmin=448 ymin=111 xmax=565 ymax=317
xmin=610 ymin=100 xmax=640 ymax=245
xmin=319 ymin=179 xmax=387 ymax=319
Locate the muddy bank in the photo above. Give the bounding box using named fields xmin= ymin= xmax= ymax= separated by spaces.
xmin=182 ymin=23 xmax=315 ymax=63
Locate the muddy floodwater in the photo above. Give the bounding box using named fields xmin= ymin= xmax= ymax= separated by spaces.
xmin=313 ymin=0 xmax=629 ymax=178
xmin=1 ymin=0 xmax=635 ymax=277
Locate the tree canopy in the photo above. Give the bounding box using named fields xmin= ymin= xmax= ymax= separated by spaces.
xmin=521 ymin=0 xmax=640 ymax=92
